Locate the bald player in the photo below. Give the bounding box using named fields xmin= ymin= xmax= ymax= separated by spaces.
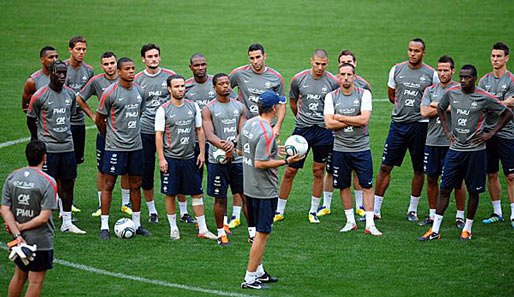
xmin=76 ymin=52 xmax=132 ymax=217
xmin=478 ymin=42 xmax=514 ymax=227
xmin=22 ymin=46 xmax=58 ymax=113
xmin=374 ymin=38 xmax=439 ymax=221
xmin=230 ymin=44 xmax=286 ymax=137
xmin=274 ymin=49 xmax=340 ymax=224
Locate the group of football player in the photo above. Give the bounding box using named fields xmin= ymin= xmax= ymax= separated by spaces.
xmin=2 ymin=36 xmax=513 ymax=292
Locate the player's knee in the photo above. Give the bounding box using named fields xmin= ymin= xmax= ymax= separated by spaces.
xmin=312 ymin=166 xmax=324 ymax=179
xmin=129 ymin=178 xmax=142 ymax=189
xmin=379 ymin=165 xmax=392 ymax=175
xmin=506 ymin=173 xmax=514 ymax=184
xmin=427 ymin=176 xmax=438 ymax=186
xmin=283 ymin=167 xmax=298 ymax=180
xmin=488 ymin=172 xmax=499 ymax=182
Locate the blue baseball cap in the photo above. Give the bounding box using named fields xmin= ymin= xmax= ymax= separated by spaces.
xmin=259 ymin=91 xmax=286 ymax=108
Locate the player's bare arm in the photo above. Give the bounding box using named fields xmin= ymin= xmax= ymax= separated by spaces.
xmin=196 ymin=126 xmax=206 ymax=168
xmin=387 ymin=87 xmax=396 ymax=104
xmin=324 ymin=114 xmax=348 ymax=130
xmin=22 ymin=78 xmax=36 ymax=113
xmin=76 ymin=94 xmax=95 ymax=121
xmin=95 ymin=113 xmax=107 ymax=137
xmin=335 ymin=110 xmax=371 ymax=127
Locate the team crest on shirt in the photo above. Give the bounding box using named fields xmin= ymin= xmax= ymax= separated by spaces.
xmin=24 ymin=171 xmax=30 ymax=177
xmin=420 ymin=76 xmax=426 ymax=82
xmin=233 ymin=109 xmax=239 ymax=115
xmin=353 ymin=99 xmax=359 ymax=104
xmin=208 ymin=90 xmax=215 ymax=97
xmin=188 ymin=110 xmax=193 ymax=115
xmin=65 ymin=99 xmax=72 ymax=105
xmin=471 ymin=102 xmax=478 ymax=108
xmin=322 ymin=87 xmax=327 ymax=92
xmin=265 ymin=82 xmax=271 ymax=88
xmin=502 ymin=85 xmax=507 ymax=90
xmin=161 ymin=82 xmax=167 ymax=87
xmin=82 ymin=76 xmax=87 ymax=81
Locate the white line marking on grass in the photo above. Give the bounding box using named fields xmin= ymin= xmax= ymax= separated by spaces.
xmin=0 ymin=125 xmax=96 ymax=149
xmin=0 ymin=243 xmax=256 ymax=297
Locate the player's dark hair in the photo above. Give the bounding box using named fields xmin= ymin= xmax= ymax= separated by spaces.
xmin=69 ymin=35 xmax=87 ymax=49
xmin=117 ymin=57 xmax=133 ymax=69
xmin=248 ymin=44 xmax=265 ymax=54
xmin=166 ymin=74 xmax=185 ymax=87
xmin=212 ymin=73 xmax=229 ymax=86
xmin=339 ymin=63 xmax=355 ymax=74
xmin=141 ymin=43 xmax=160 ymax=57
xmin=338 ymin=49 xmax=356 ymax=63
xmin=49 ymin=60 xmax=66 ymax=74
xmin=461 ymin=64 xmax=477 ymax=77
xmin=26 ymin=140 xmax=46 ymax=166
xmin=40 ymin=46 xmax=56 ymax=58
xmin=190 ymin=53 xmax=206 ymax=64
xmin=257 ymin=100 xmax=274 ymax=115
xmin=438 ymin=55 xmax=455 ymax=69
xmin=313 ymin=49 xmax=328 ymax=59
xmin=410 ymin=38 xmax=426 ymax=50
xmin=101 ymin=51 xmax=116 ymax=61
xmin=492 ymin=42 xmax=509 ymax=56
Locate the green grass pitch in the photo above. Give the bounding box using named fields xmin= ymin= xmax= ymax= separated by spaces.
xmin=1 ymin=0 xmax=513 ymax=296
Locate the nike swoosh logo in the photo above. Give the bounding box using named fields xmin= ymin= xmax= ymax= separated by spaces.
xmin=215 ymin=113 xmax=221 ymax=116
xmin=243 ymin=80 xmax=250 ymax=83
xmin=48 ymin=101 xmax=54 ymax=104
xmin=189 ymin=93 xmax=196 ymax=96
xmin=509 ymin=168 xmax=514 ymax=172
xmin=169 ymin=114 xmax=176 ymax=118
xmin=399 ymin=75 xmax=406 ymax=78
xmin=476 ymin=187 xmax=483 ymax=190
xmin=118 ymin=97 xmax=125 ymax=101
xmin=302 ymin=85 xmax=310 ymax=88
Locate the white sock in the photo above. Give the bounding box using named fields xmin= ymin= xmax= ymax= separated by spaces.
xmin=121 ymin=189 xmax=130 ymax=206
xmin=197 ymin=215 xmax=207 ymax=233
xmin=232 ymin=206 xmax=242 ymax=220
xmin=408 ymin=195 xmax=420 ymax=213
xmin=456 ymin=210 xmax=465 ymax=219
xmin=510 ymin=203 xmax=514 ymax=220
xmin=146 ymin=200 xmax=157 ymax=215
xmin=132 ymin=212 xmax=141 ymax=229
xmin=432 ymin=214 xmax=443 ymax=233
xmin=248 ymin=227 xmax=256 ymax=238
xmin=463 ymin=219 xmax=473 ymax=233
xmin=492 ymin=200 xmax=502 ymax=216
xmin=167 ymin=214 xmax=177 ymax=230
xmin=179 ymin=201 xmax=188 ymax=217
xmin=309 ymin=196 xmax=321 ymax=214
xmin=323 ymin=191 xmax=333 ymax=209
xmin=344 ymin=208 xmax=356 ymax=224
xmin=97 ymin=191 xmax=102 ymax=207
xmin=365 ymin=211 xmax=374 ymax=228
xmin=277 ymin=198 xmax=287 ymax=214
xmin=62 ymin=211 xmax=72 ymax=227
xmin=101 ymin=215 xmax=109 ymax=230
xmin=244 ymin=271 xmax=257 ymax=283
xmin=217 ymin=228 xmax=226 ymax=237
xmin=374 ymin=195 xmax=383 ymax=215
xmin=429 ymin=209 xmax=436 ymax=219
xmin=223 ymin=215 xmax=228 ymax=226
xmin=58 ymin=197 xmax=64 ymax=217
xmin=256 ymin=264 xmax=265 ymax=277
xmin=355 ymin=190 xmax=363 ymax=209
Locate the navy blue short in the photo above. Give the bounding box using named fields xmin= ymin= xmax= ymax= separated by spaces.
xmin=141 ymin=133 xmax=156 ymax=190
xmin=332 ymin=150 xmax=373 ymax=189
xmin=43 ymin=152 xmax=77 ymax=180
xmin=102 ymin=149 xmax=144 ymax=176
xmin=70 ymin=124 xmax=85 ymax=164
xmin=207 ymin=163 xmax=243 ymax=198
xmin=289 ymin=126 xmax=333 ymax=169
xmin=160 ymin=157 xmax=203 ymax=196
xmin=486 ymin=135 xmax=514 ymax=175
xmin=381 ymin=121 xmax=427 ymax=172
xmin=246 ymin=196 xmax=277 ymax=233
xmin=96 ymin=133 xmax=105 ymax=172
xmin=441 ymin=149 xmax=487 ymax=194
xmin=325 ymin=150 xmax=334 ymax=174
xmin=423 ymin=146 xmax=449 ymax=177
xmin=15 ymin=250 xmax=53 ymax=272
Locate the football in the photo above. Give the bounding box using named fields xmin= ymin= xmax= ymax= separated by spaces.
xmin=284 ymin=135 xmax=309 ymax=157
xmin=212 ymin=147 xmax=228 ymax=164
xmin=114 ymin=218 xmax=136 ymax=239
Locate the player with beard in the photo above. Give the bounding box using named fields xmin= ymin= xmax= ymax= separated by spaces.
xmin=419 ymin=55 xmax=466 ymax=228
xmin=22 ymin=46 xmax=58 ymax=113
xmin=419 ymin=65 xmax=512 ymax=241
xmin=96 ymin=58 xmax=151 ymax=239
xmin=135 ymin=43 xmax=176 ymax=224
xmin=76 ymin=52 xmax=132 ymax=217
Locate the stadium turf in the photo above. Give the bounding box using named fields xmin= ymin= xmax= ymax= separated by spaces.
xmin=1 ymin=0 xmax=513 ymax=296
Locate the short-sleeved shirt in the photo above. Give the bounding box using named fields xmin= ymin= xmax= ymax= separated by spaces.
xmin=30 ymin=69 xmax=50 ymax=90
xmin=155 ymin=100 xmax=201 ymax=160
xmin=230 ymin=65 xmax=286 ymax=119
xmin=355 ymin=75 xmax=372 ymax=94
xmin=205 ymin=99 xmax=244 ymax=164
xmin=479 ymin=71 xmax=514 ymax=138
xmin=239 ymin=117 xmax=279 ymax=199
xmin=185 ymin=75 xmax=238 ymax=111
xmin=97 ymin=82 xmax=146 ymax=151
xmin=439 ymin=86 xmax=507 ymax=151
xmin=27 ymin=85 xmax=77 ymax=153
xmin=388 ymin=62 xmax=439 ymax=123
xmin=2 ymin=167 xmax=57 ymax=250
xmin=64 ymin=60 xmax=95 ymax=125
xmin=421 ymin=81 xmax=460 ymax=146
xmin=324 ymin=87 xmax=372 ymax=152
xmin=289 ymin=70 xmax=340 ymax=128
xmin=134 ymin=68 xmax=176 ymax=134
xmin=79 ymin=74 xmax=119 ymax=102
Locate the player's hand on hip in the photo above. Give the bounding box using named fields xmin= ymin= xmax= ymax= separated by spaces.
xmin=159 ymin=158 xmax=168 ymax=173
xmin=472 ymin=132 xmax=492 ymax=145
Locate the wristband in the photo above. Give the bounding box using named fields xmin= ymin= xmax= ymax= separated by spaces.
xmin=284 ymin=158 xmax=289 ymax=166
xmin=13 ymin=233 xmax=22 ymax=240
